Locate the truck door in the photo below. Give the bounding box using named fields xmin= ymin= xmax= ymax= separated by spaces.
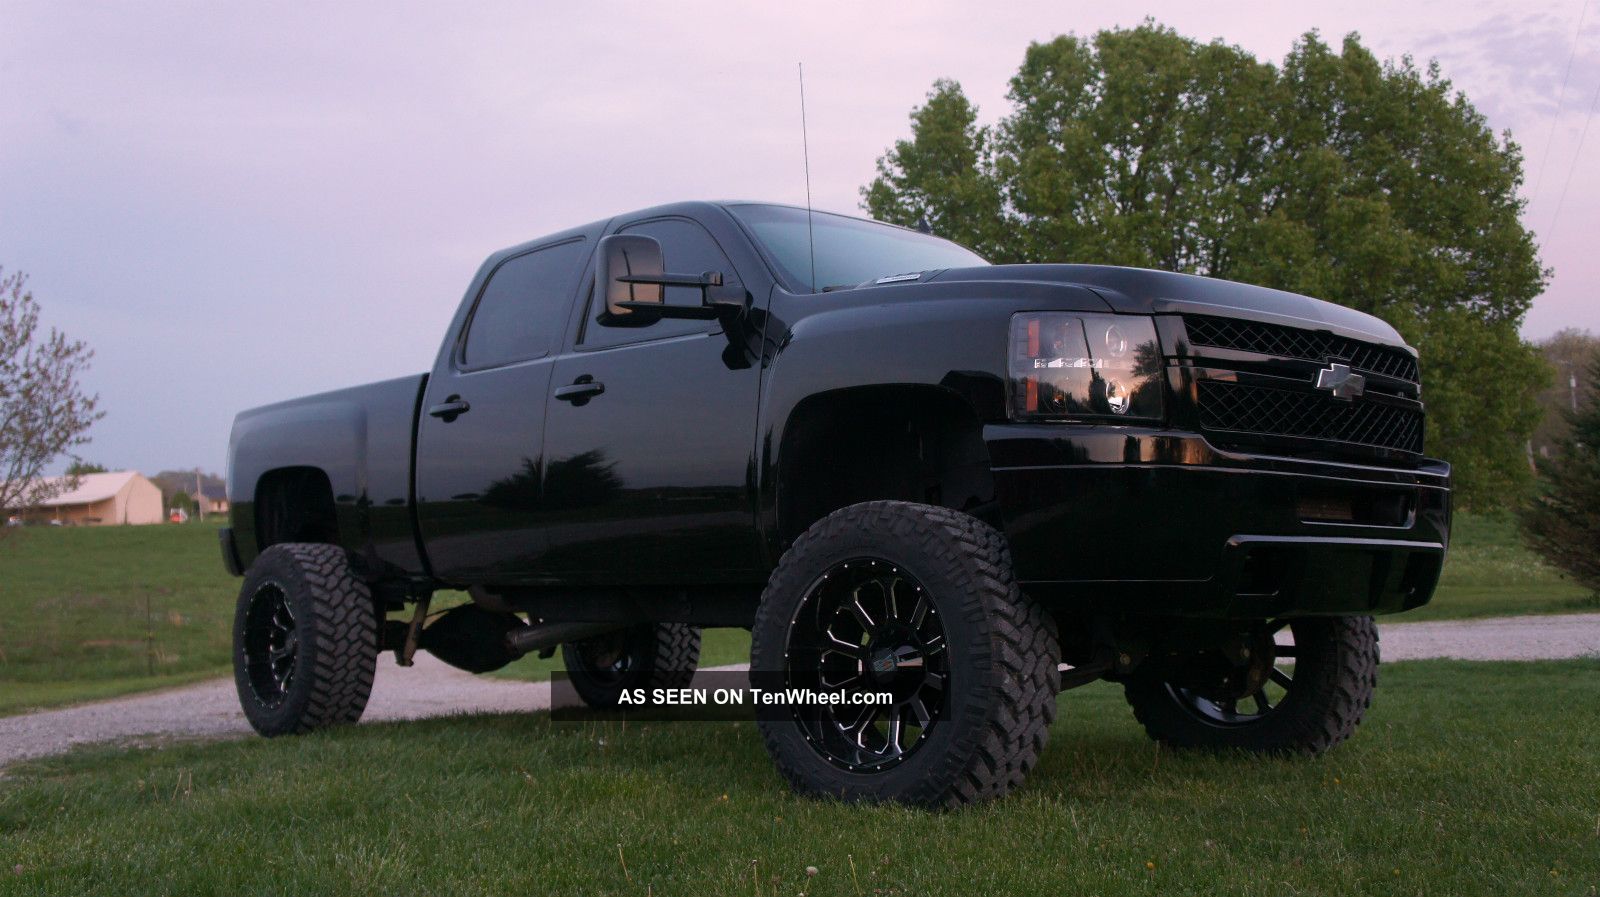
xmin=413 ymin=235 xmax=592 ymax=583
xmin=539 ymin=215 xmax=767 ymax=584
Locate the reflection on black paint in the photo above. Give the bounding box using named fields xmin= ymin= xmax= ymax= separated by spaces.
xmin=541 ymin=451 xmax=623 ymax=510
xmin=479 ymin=451 xmax=624 ymax=514
xmin=481 ymin=458 xmax=542 ymax=511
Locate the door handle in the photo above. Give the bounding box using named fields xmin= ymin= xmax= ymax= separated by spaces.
xmin=554 ymin=376 xmax=605 ymax=404
xmin=427 ymin=396 xmax=471 ymax=421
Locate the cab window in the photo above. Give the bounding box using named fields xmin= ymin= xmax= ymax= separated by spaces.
xmin=460 ymin=238 xmax=588 ymax=369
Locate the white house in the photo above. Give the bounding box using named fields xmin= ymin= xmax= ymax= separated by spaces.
xmin=17 ymin=471 xmax=165 ymax=526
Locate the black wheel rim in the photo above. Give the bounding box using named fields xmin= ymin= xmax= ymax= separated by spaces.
xmin=243 ymin=582 xmax=297 ymax=708
xmin=1169 ymin=620 xmax=1298 ymax=726
xmin=574 ymin=631 xmax=635 ymax=683
xmin=784 ymin=558 xmax=947 ymax=772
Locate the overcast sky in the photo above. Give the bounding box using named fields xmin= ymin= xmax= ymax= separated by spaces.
xmin=2 ymin=1 xmax=1596 ymax=477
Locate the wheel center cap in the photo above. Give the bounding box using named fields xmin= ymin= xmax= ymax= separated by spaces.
xmin=867 ymin=643 xmax=925 ymax=691
xmin=870 ymin=650 xmax=899 ymax=678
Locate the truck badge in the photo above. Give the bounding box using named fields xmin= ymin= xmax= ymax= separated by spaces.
xmin=1315 ymin=363 xmax=1365 ymax=400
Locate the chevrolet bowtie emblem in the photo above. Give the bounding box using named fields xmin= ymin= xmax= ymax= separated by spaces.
xmin=1316 ymin=362 xmax=1365 ymax=400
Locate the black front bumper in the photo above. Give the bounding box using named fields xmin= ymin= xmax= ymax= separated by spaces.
xmin=987 ymin=424 xmax=1450 ymax=619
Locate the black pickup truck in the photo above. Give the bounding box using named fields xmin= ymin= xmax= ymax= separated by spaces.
xmin=222 ymin=201 xmax=1449 ymax=807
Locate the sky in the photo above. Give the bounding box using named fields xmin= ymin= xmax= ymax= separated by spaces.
xmin=1 ymin=0 xmax=1596 ymax=477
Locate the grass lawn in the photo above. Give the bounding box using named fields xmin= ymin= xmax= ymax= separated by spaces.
xmin=1406 ymin=512 xmax=1595 ymax=621
xmin=0 ymin=523 xmax=237 ymax=716
xmin=1 ymin=511 xmax=1592 ymax=716
xmin=0 ymin=659 xmax=1595 ymax=895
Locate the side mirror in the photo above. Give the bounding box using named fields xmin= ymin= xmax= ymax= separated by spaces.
xmin=598 ymin=234 xmax=667 ymax=326
xmin=596 ymin=233 xmax=745 ymax=327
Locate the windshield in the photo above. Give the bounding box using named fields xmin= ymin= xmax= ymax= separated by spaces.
xmin=729 ymin=204 xmax=988 ymax=292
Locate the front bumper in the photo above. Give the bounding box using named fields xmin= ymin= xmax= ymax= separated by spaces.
xmin=219 ymin=526 xmax=244 ymax=577
xmin=987 ymin=424 xmax=1450 ymax=619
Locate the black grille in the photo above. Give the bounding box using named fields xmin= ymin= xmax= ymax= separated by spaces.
xmin=1184 ymin=314 xmax=1418 ymax=383
xmin=1197 ymin=380 xmax=1423 ymax=454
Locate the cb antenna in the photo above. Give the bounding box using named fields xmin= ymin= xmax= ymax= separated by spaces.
xmin=798 ymin=62 xmax=817 ymax=293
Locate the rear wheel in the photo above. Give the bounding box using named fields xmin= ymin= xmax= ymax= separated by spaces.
xmin=751 ymin=501 xmax=1060 ymax=808
xmin=1123 ymin=615 xmax=1378 ymax=754
xmin=233 ymin=543 xmax=378 ymax=736
xmin=561 ymin=622 xmax=702 ymax=708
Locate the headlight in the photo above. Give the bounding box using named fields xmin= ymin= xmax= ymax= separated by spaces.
xmin=1008 ymin=313 xmax=1163 ymax=421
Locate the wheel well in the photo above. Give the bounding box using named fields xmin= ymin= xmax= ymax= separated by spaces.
xmin=254 ymin=466 xmax=339 ymax=550
xmin=775 ymin=386 xmax=996 ymax=546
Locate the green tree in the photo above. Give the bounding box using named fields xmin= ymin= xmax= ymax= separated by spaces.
xmin=863 ymin=22 xmax=1549 ymax=507
xmin=170 ymin=490 xmax=194 ymax=516
xmin=65 ymin=460 xmax=108 ymax=475
xmin=1519 ymin=354 xmax=1600 ymax=597
xmin=861 ymin=79 xmax=1008 ymax=259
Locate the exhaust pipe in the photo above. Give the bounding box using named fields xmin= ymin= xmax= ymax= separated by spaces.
xmin=505 ymin=620 xmax=623 ymax=657
xmin=417 ymin=605 xmax=624 ymax=673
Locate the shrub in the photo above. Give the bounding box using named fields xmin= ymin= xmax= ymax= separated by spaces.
xmin=1519 ymin=355 xmax=1600 ymax=595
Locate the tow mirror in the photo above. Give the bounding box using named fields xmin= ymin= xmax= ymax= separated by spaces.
xmin=598 ymin=234 xmax=667 ymax=326
xmin=596 ymin=233 xmax=744 ymax=327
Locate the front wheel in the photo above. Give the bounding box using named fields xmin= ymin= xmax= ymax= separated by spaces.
xmin=1123 ymin=615 xmax=1378 ymax=754
xmin=751 ymin=501 xmax=1060 ymax=809
xmin=233 ymin=543 xmax=378 ymax=737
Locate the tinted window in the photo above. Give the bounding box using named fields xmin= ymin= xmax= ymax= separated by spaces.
xmin=583 ymin=218 xmax=735 ymax=349
xmin=461 ymin=239 xmax=588 ymax=368
xmin=729 ymin=203 xmax=986 ymax=292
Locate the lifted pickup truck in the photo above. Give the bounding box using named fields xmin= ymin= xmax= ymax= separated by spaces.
xmin=223 ymin=201 xmax=1449 ymax=807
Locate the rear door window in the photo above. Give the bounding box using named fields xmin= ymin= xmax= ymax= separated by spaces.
xmin=461 ymin=238 xmax=589 ymax=369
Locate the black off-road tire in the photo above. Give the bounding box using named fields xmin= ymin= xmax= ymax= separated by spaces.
xmin=561 ymin=622 xmax=702 ymax=708
xmin=751 ymin=501 xmax=1060 ymax=809
xmin=233 ymin=543 xmax=378 ymax=737
xmin=1123 ymin=615 xmax=1378 ymax=754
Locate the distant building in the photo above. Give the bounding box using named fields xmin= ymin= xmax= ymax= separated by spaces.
xmin=196 ymin=483 xmax=229 ymax=516
xmin=15 ymin=471 xmax=165 ymax=526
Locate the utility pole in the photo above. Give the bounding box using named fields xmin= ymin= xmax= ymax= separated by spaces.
xmin=195 ymin=467 xmax=205 ymax=522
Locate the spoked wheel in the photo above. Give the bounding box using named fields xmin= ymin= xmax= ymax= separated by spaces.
xmin=242 ymin=583 xmax=298 ymax=708
xmin=752 ymin=501 xmax=1060 ymax=808
xmin=1124 ymin=615 xmax=1378 ymax=754
xmin=232 ymin=543 xmax=378 ymax=737
xmin=561 ymin=622 xmax=701 ymax=708
xmin=784 ymin=559 xmax=947 ymax=771
xmin=1163 ymin=621 xmax=1296 ymax=726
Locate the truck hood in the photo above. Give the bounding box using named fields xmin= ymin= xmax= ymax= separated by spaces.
xmin=927 ymin=263 xmax=1408 ymax=348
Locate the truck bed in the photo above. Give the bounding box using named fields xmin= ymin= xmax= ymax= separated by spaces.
xmin=227 ymin=373 xmax=429 ymax=578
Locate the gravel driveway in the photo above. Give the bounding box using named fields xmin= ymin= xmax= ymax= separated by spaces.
xmin=0 ymin=653 xmax=561 ymax=769
xmin=3 ymin=612 xmax=1596 ymax=770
